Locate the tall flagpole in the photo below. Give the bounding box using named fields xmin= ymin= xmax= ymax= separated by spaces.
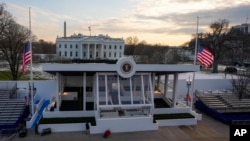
xmin=29 ymin=7 xmax=34 ymax=115
xmin=191 ymin=16 xmax=199 ymax=110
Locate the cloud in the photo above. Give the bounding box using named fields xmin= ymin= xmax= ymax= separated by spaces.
xmin=122 ymin=3 xmax=250 ymax=34
xmin=4 ymin=0 xmax=250 ymax=45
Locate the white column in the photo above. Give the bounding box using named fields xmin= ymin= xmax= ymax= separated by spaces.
xmin=117 ymin=74 xmax=121 ymax=105
xmin=94 ymin=44 xmax=96 ymax=59
xmin=141 ymin=74 xmax=145 ymax=104
xmin=129 ymin=77 xmax=133 ymax=104
xmin=105 ymin=74 xmax=108 ymax=105
xmin=172 ymin=73 xmax=179 ymax=108
xmin=152 ymin=73 xmax=155 ymax=92
xmin=101 ymin=44 xmax=104 ymax=59
xmin=95 ymin=73 xmax=99 ymax=111
xmin=83 ymin=72 xmax=86 ymax=111
xmin=80 ymin=43 xmax=83 ymax=59
xmin=149 ymin=74 xmax=154 ymax=114
xmin=164 ymin=74 xmax=169 ymax=98
xmin=56 ymin=72 xmax=60 ymax=111
xmin=87 ymin=44 xmax=90 ymax=59
xmin=156 ymin=75 xmax=160 ymax=91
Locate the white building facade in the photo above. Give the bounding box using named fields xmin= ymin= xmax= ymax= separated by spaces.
xmin=233 ymin=23 xmax=250 ymax=34
xmin=56 ymin=34 xmax=125 ymax=60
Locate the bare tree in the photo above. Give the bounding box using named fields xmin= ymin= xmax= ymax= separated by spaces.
xmin=125 ymin=36 xmax=139 ymax=46
xmin=33 ymin=39 xmax=56 ymax=54
xmin=0 ymin=4 xmax=30 ymax=80
xmin=204 ymin=19 xmax=231 ymax=73
xmin=231 ymin=69 xmax=250 ymax=99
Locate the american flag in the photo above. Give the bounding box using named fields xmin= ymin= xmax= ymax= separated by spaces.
xmin=197 ymin=46 xmax=214 ymax=68
xmin=22 ymin=42 xmax=31 ymax=74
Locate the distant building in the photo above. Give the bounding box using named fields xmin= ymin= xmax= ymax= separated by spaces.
xmin=56 ymin=34 xmax=125 ymax=60
xmin=233 ymin=23 xmax=250 ymax=34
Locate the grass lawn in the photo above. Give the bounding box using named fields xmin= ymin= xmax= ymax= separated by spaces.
xmin=0 ymin=71 xmax=48 ymax=80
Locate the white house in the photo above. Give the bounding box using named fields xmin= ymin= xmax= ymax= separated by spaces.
xmin=56 ymin=34 xmax=125 ymax=60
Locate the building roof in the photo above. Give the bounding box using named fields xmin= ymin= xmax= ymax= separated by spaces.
xmin=56 ymin=34 xmax=124 ymax=43
xmin=42 ymin=63 xmax=200 ymax=76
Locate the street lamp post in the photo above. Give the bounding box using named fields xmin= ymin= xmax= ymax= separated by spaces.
xmin=186 ymin=76 xmax=192 ymax=106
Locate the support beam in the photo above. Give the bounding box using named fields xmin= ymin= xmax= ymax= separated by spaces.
xmin=94 ymin=44 xmax=96 ymax=59
xmin=156 ymin=75 xmax=160 ymax=91
xmin=141 ymin=74 xmax=145 ymax=104
xmin=105 ymin=74 xmax=108 ymax=105
xmin=152 ymin=73 xmax=155 ymax=92
xmin=164 ymin=74 xmax=169 ymax=98
xmin=117 ymin=74 xmax=121 ymax=105
xmin=95 ymin=73 xmax=99 ymax=111
xmin=129 ymin=77 xmax=133 ymax=104
xmin=172 ymin=73 xmax=179 ymax=108
xmin=56 ymin=72 xmax=60 ymax=111
xmin=87 ymin=44 xmax=90 ymax=59
xmin=101 ymin=44 xmax=104 ymax=59
xmin=149 ymin=74 xmax=154 ymax=114
xmin=83 ymin=72 xmax=86 ymax=111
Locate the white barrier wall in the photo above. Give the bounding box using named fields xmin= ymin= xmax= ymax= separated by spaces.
xmin=175 ymin=79 xmax=233 ymax=96
xmin=43 ymin=111 xmax=95 ymax=118
xmin=160 ymin=73 xmax=233 ymax=101
xmin=16 ymin=80 xmax=57 ymax=101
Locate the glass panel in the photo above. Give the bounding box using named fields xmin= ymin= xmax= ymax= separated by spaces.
xmin=119 ymin=76 xmax=131 ymax=105
xmin=98 ymin=75 xmax=106 ymax=105
xmin=107 ymin=75 xmax=118 ymax=105
xmin=143 ymin=75 xmax=151 ymax=104
xmin=131 ymin=75 xmax=142 ymax=104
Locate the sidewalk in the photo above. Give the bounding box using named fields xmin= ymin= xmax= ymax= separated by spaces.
xmin=4 ymin=115 xmax=229 ymax=141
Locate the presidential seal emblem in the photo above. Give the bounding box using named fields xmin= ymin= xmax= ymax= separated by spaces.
xmin=116 ymin=57 xmax=136 ymax=78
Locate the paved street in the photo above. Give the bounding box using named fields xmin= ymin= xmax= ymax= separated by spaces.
xmin=2 ymin=115 xmax=229 ymax=141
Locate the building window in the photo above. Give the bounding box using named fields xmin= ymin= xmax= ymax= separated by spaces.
xmin=59 ymin=51 xmax=61 ymax=56
xmin=109 ymin=45 xmax=111 ymax=49
xmin=65 ymin=44 xmax=67 ymax=48
xmin=120 ymin=45 xmax=122 ymax=49
xmin=109 ymin=52 xmax=111 ymax=57
xmin=59 ymin=44 xmax=61 ymax=48
xmin=119 ymin=52 xmax=122 ymax=57
xmin=96 ymin=52 xmax=98 ymax=57
xmin=114 ymin=45 xmax=117 ymax=49
xmin=90 ymin=51 xmax=92 ymax=58
xmin=83 ymin=52 xmax=86 ymax=57
xmin=76 ymin=44 xmax=78 ymax=48
xmin=96 ymin=45 xmax=98 ymax=49
xmin=70 ymin=51 xmax=72 ymax=57
xmin=64 ymin=51 xmax=67 ymax=56
xmin=104 ymin=52 xmax=106 ymax=58
xmin=76 ymin=52 xmax=78 ymax=57
xmin=104 ymin=45 xmax=106 ymax=49
xmin=70 ymin=44 xmax=72 ymax=48
xmin=114 ymin=52 xmax=116 ymax=57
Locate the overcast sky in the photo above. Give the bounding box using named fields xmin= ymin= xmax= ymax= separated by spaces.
xmin=2 ymin=0 xmax=250 ymax=46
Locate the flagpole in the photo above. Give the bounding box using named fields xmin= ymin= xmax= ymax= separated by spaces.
xmin=29 ymin=7 xmax=34 ymax=116
xmin=190 ymin=16 xmax=199 ymax=110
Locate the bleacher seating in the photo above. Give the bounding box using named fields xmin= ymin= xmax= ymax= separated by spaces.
xmin=0 ymin=90 xmax=27 ymax=134
xmin=195 ymin=92 xmax=250 ymax=124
